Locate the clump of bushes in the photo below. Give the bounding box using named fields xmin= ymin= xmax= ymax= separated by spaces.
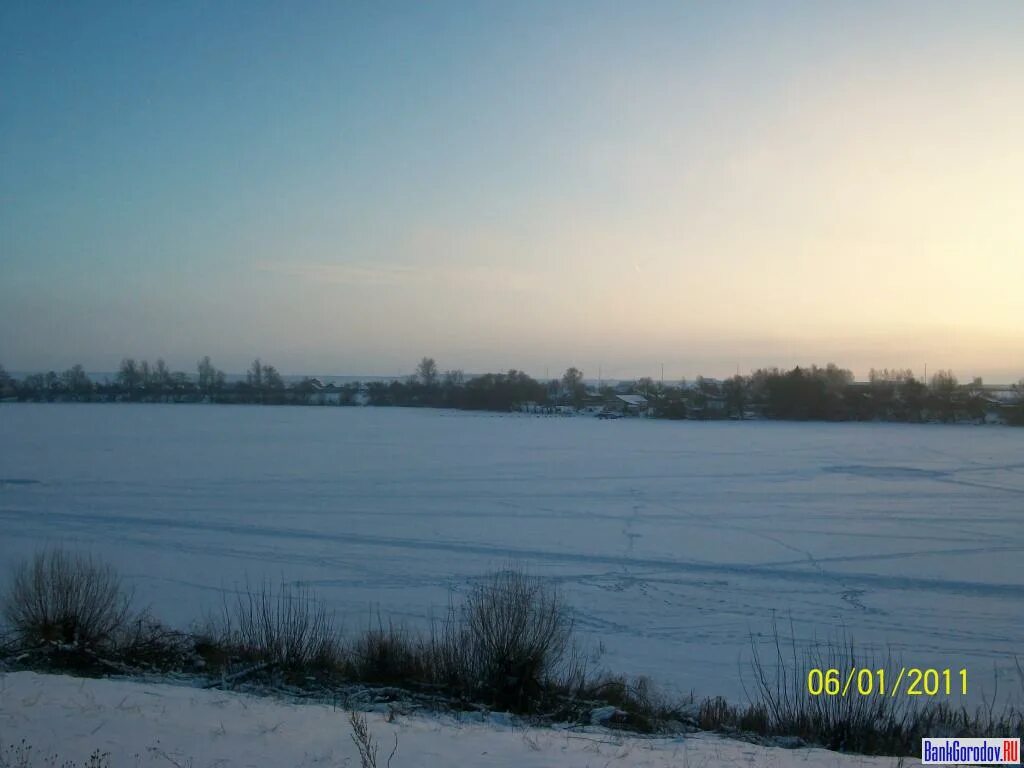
xmin=3 ymin=549 xmax=132 ymax=651
xmin=438 ymin=568 xmax=573 ymax=710
xmin=0 ymin=549 xmax=193 ymax=673
xmin=212 ymin=581 xmax=340 ymax=673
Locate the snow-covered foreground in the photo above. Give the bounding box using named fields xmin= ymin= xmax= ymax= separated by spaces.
xmin=1 ymin=404 xmax=1022 ymax=702
xmin=0 ymin=672 xmax=921 ymax=768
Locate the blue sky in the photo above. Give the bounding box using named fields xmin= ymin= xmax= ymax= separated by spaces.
xmin=2 ymin=1 xmax=1022 ymax=380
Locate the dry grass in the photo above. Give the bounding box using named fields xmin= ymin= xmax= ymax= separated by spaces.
xmin=691 ymin=624 xmax=1024 ymax=755
xmin=348 ymin=711 xmax=398 ymax=768
xmin=348 ymin=618 xmax=428 ymax=684
xmin=0 ymin=740 xmax=109 ymax=768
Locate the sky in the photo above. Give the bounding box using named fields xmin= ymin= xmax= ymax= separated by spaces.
xmin=2 ymin=1 xmax=1022 ymax=382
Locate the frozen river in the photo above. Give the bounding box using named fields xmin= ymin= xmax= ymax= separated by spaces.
xmin=1 ymin=404 xmax=1021 ymax=702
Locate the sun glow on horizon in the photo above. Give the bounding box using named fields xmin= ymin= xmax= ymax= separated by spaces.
xmin=1 ymin=2 xmax=1021 ymax=381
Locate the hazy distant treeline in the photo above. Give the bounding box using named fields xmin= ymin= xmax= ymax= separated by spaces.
xmin=652 ymin=365 xmax=1024 ymax=425
xmin=1 ymin=357 xmax=1022 ymax=425
xmin=0 ymin=357 xmax=339 ymax=407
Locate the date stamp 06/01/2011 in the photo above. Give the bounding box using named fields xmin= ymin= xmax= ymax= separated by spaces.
xmin=806 ymin=667 xmax=969 ymax=698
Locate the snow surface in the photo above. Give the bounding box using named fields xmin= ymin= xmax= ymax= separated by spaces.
xmin=0 ymin=671 xmax=922 ymax=767
xmin=1 ymin=404 xmax=1022 ymax=703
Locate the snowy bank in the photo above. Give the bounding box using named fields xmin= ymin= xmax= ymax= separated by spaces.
xmin=0 ymin=672 xmax=921 ymax=767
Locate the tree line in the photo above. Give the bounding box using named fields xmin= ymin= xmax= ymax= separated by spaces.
xmin=0 ymin=357 xmax=303 ymax=406
xmin=1 ymin=357 xmax=1022 ymax=425
xmin=643 ymin=365 xmax=1024 ymax=425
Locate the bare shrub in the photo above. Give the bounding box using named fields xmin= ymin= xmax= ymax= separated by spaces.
xmin=454 ymin=568 xmax=573 ymax=710
xmin=217 ymin=580 xmax=339 ymax=671
xmin=2 ymin=550 xmax=131 ymax=650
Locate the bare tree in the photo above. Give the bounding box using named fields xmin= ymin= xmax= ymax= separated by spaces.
xmin=561 ymin=367 xmax=585 ymax=408
xmin=263 ymin=364 xmax=284 ymax=391
xmin=197 ymin=356 xmax=218 ymax=393
xmin=1011 ymin=379 xmax=1024 ymax=425
xmin=927 ymin=369 xmax=959 ymax=422
xmin=929 ymin=369 xmax=958 ymax=394
xmin=636 ymin=377 xmax=656 ymax=398
xmin=247 ymin=359 xmax=264 ymax=389
xmin=153 ymin=359 xmax=171 ymax=388
xmin=416 ymin=357 xmax=438 ymax=387
xmin=61 ymin=364 xmax=92 ymax=397
xmin=117 ymin=358 xmax=141 ymax=391
xmin=723 ymin=374 xmax=749 ymax=419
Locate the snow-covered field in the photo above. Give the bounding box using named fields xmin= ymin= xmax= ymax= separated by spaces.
xmin=0 ymin=671 xmax=922 ymax=767
xmin=1 ymin=404 xmax=1021 ymax=703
